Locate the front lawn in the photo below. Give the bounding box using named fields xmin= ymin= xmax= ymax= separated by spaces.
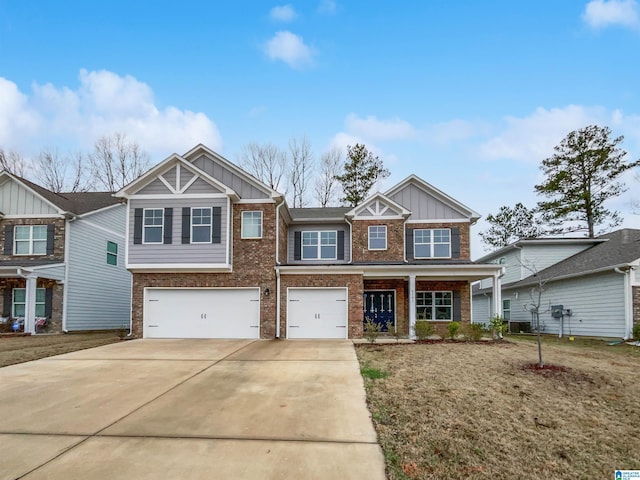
xmin=356 ymin=338 xmax=640 ymax=479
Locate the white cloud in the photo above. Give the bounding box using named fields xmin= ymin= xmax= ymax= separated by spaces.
xmin=269 ymin=4 xmax=297 ymax=22
xmin=582 ymin=0 xmax=639 ymax=29
xmin=0 ymin=70 xmax=222 ymax=157
xmin=345 ymin=113 xmax=416 ymax=141
xmin=264 ymin=31 xmax=314 ymax=68
xmin=318 ymin=0 xmax=337 ymax=14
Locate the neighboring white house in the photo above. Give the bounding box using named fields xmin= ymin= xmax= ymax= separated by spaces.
xmin=472 ymin=229 xmax=640 ymax=339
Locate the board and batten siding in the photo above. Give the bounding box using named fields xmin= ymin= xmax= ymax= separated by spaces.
xmin=0 ymin=180 xmax=58 ymax=215
xmin=472 ymin=294 xmax=491 ymax=325
xmin=388 ymin=184 xmax=463 ymax=220
xmin=287 ymin=223 xmax=350 ymax=264
xmin=128 ymin=197 xmax=228 ymax=265
xmin=66 ymin=205 xmax=132 ymax=331
xmin=505 ymin=272 xmax=625 ymax=338
xmin=191 ymin=155 xmax=269 ymax=199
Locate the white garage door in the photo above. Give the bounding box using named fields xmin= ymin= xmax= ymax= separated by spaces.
xmin=144 ymin=288 xmax=260 ymax=339
xmin=287 ymin=288 xmax=348 ymax=339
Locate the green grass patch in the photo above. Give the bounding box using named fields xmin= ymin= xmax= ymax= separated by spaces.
xmin=360 ymin=366 xmax=389 ymax=379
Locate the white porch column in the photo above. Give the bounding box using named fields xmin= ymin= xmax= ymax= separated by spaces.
xmin=409 ymin=274 xmax=416 ymax=340
xmin=492 ymin=274 xmax=502 ymax=320
xmin=24 ymin=274 xmax=38 ymax=334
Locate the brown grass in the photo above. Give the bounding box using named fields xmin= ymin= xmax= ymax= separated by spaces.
xmin=356 ymin=338 xmax=640 ymax=479
xmin=0 ymin=332 xmax=123 ymax=367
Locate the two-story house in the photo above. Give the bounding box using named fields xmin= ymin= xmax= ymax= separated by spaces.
xmin=0 ymin=172 xmax=132 ymax=334
xmin=472 ymin=230 xmax=640 ymax=339
xmin=116 ymin=144 xmax=503 ymax=339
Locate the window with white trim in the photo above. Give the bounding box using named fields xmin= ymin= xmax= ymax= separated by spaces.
xmin=241 ymin=211 xmax=262 ymax=239
xmin=416 ymin=291 xmax=452 ymax=321
xmin=143 ymin=209 xmax=164 ymax=244
xmin=502 ymin=299 xmax=511 ymax=321
xmin=12 ymin=288 xmax=45 ymax=318
xmin=302 ymin=231 xmax=337 ymax=260
xmin=368 ymin=225 xmax=387 ymax=250
xmin=14 ymin=225 xmax=47 ymax=255
xmin=414 ymin=228 xmax=451 ymax=258
xmin=191 ymin=207 xmax=212 ymax=243
xmin=107 ymin=241 xmax=118 ymax=266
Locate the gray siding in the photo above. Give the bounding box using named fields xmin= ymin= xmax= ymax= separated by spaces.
xmin=0 ymin=181 xmax=58 ymax=215
xmin=389 ymin=184 xmax=463 ymax=220
xmin=128 ymin=197 xmax=228 ymax=265
xmin=499 ymin=250 xmax=524 ymax=285
xmin=66 ymin=205 xmax=132 ymax=331
xmin=287 ymin=223 xmax=350 ymax=264
xmin=163 ymin=165 xmax=177 ymax=187
xmin=505 ymin=272 xmax=626 ymax=338
xmin=32 ymin=264 xmax=65 ymax=281
xmin=521 ymin=244 xmax=592 ymax=273
xmin=192 ymin=154 xmax=269 ymax=199
xmin=184 ymin=177 xmax=222 ymax=194
xmin=472 ymin=294 xmax=492 ymax=325
xmin=138 ymin=178 xmax=173 ymax=195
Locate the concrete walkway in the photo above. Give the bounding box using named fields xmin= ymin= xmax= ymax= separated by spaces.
xmin=0 ymin=339 xmax=386 ymax=480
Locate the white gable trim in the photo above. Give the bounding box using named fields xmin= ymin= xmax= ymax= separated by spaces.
xmin=346 ymin=192 xmax=411 ymax=218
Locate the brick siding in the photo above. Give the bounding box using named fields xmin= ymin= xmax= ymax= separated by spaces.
xmin=0 ymin=278 xmax=63 ymax=333
xmin=416 ymin=280 xmax=471 ymax=325
xmin=0 ymin=218 xmax=66 ymax=262
xmin=351 ymin=218 xmax=405 ymax=263
xmin=407 ymin=222 xmax=471 ymax=260
xmin=633 ymin=286 xmax=640 ymax=328
xmin=364 ymin=279 xmax=408 ymax=335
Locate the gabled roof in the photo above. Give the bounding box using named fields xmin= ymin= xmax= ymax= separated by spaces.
xmin=0 ymin=171 xmax=121 ymax=215
xmin=505 ymin=229 xmax=640 ymax=289
xmin=475 ymin=237 xmax=607 ymax=263
xmin=346 ymin=192 xmax=411 ymax=218
xmin=115 ymin=153 xmax=237 ymax=198
xmin=182 ymin=144 xmax=283 ymax=200
xmin=385 ymin=174 xmax=480 ymax=222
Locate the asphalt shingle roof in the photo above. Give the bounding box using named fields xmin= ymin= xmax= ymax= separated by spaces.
xmin=289 ymin=207 xmax=351 ymax=220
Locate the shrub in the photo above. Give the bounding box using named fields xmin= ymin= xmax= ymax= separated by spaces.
xmin=363 ymin=317 xmax=382 ymax=343
xmin=414 ymin=321 xmax=434 ymax=341
xmin=490 ymin=315 xmax=507 ymax=339
xmin=447 ymin=321 xmax=461 ymax=340
xmin=463 ymin=323 xmax=484 ymax=341
xmin=633 ymin=323 xmax=640 ymax=340
xmin=386 ymin=321 xmax=402 ymax=342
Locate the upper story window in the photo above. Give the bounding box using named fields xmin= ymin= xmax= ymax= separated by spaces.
xmin=107 ymin=241 xmax=118 ymax=266
xmin=241 ymin=211 xmax=262 ymax=239
xmin=12 ymin=288 xmax=46 ymax=317
xmin=414 ymin=228 xmax=451 ymax=258
xmin=302 ymin=231 xmax=337 ymax=260
xmin=143 ymin=209 xmax=164 ymax=244
xmin=191 ymin=207 xmax=212 ymax=243
xmin=368 ymin=225 xmax=387 ymax=250
xmin=416 ymin=291 xmax=452 ymax=321
xmin=14 ymin=225 xmax=47 ymax=255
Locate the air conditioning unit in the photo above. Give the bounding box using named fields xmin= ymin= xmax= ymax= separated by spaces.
xmin=551 ymin=305 xmax=563 ymax=319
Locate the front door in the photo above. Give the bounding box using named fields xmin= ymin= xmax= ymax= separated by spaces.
xmin=363 ymin=290 xmax=395 ymax=332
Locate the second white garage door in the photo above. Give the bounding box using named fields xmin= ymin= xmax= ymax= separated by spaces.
xmin=287 ymin=288 xmax=348 ymax=339
xmin=144 ymin=288 xmax=260 ymax=339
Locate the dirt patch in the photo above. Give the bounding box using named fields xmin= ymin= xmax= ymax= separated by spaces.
xmin=0 ymin=332 xmax=123 ymax=367
xmin=356 ymin=338 xmax=640 ymax=479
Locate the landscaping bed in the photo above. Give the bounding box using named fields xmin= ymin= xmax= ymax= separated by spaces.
xmin=356 ymin=337 xmax=640 ymax=479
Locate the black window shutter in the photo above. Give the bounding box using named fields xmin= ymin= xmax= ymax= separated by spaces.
xmin=182 ymin=207 xmax=191 ymax=244
xmin=46 ymin=224 xmax=55 ymax=255
xmin=451 ymin=227 xmax=460 ymax=258
xmin=163 ymin=208 xmax=173 ymax=244
xmin=4 ymin=225 xmax=13 ymax=255
xmin=453 ymin=291 xmax=461 ymax=321
xmin=337 ymin=230 xmax=345 ymax=260
xmin=405 ymin=227 xmax=414 ymax=260
xmin=45 ymin=288 xmax=53 ymax=318
xmin=2 ymin=290 xmax=11 ymax=317
xmin=294 ymin=231 xmax=301 ymax=260
xmin=133 ymin=208 xmax=143 ymax=244
xmin=212 ymin=207 xmax=222 ymax=243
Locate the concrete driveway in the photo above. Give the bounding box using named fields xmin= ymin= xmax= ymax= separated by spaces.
xmin=0 ymin=339 xmax=385 ymax=480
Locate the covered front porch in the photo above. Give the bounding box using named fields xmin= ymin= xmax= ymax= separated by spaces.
xmin=362 ymin=264 xmax=504 ymax=339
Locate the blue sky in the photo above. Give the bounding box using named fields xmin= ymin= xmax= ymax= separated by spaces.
xmin=1 ymin=0 xmax=640 ymax=256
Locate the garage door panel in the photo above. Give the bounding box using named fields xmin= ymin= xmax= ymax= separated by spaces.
xmin=288 ymin=288 xmax=347 ymax=339
xmin=144 ymin=288 xmax=260 ymax=339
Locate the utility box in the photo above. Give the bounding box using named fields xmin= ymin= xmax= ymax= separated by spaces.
xmin=551 ymin=305 xmax=563 ymax=318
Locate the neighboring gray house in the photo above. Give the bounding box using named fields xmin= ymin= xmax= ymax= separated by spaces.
xmin=0 ymin=172 xmax=131 ymax=334
xmin=472 ymin=230 xmax=640 ymax=339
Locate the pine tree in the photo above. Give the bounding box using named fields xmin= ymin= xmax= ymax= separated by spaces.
xmin=335 ymin=144 xmax=390 ymax=207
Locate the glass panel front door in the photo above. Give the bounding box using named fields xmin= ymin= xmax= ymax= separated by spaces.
xmin=363 ymin=290 xmax=395 ymax=332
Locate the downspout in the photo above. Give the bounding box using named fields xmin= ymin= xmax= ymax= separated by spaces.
xmin=614 ymin=267 xmax=632 ymax=340
xmin=62 ymin=217 xmax=74 ymax=333
xmin=345 ymin=216 xmax=353 ymax=264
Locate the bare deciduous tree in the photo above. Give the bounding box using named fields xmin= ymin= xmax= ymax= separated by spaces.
xmin=239 ymin=142 xmax=287 ymax=192
xmin=314 ymin=147 xmax=342 ymax=207
xmin=287 ymin=136 xmax=313 ymax=208
xmin=0 ymin=147 xmax=28 ymax=177
xmin=520 ymin=262 xmax=553 ymax=368
xmin=90 ymin=133 xmax=150 ymax=192
xmin=34 ymin=149 xmax=91 ymax=193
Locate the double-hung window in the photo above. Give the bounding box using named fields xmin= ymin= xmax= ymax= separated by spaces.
xmin=191 ymin=207 xmax=212 ymax=243
xmin=302 ymin=231 xmax=337 ymax=260
xmin=416 ymin=291 xmax=452 ymax=321
xmin=241 ymin=211 xmax=262 ymax=239
xmin=14 ymin=225 xmax=47 ymax=255
xmin=502 ymin=299 xmax=511 ymax=321
xmin=414 ymin=228 xmax=451 ymax=258
xmin=12 ymin=288 xmax=46 ymax=318
xmin=107 ymin=241 xmax=118 ymax=266
xmin=143 ymin=209 xmax=164 ymax=244
xmin=368 ymin=225 xmax=387 ymax=250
